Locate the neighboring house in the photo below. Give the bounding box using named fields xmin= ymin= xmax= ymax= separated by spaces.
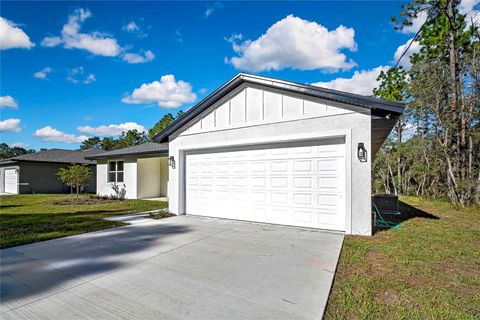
xmin=88 ymin=143 xmax=169 ymax=199
xmin=87 ymin=73 xmax=403 ymax=235
xmin=0 ymin=148 xmax=102 ymax=194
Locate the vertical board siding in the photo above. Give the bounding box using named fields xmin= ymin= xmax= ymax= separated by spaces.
xmin=230 ymin=91 xmax=246 ymax=125
xmin=180 ymin=86 xmax=351 ymax=136
xmin=246 ymin=87 xmax=263 ymax=122
xmin=264 ymin=90 xmax=283 ymax=121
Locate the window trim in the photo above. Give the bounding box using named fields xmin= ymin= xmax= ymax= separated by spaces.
xmin=107 ymin=160 xmax=125 ymax=183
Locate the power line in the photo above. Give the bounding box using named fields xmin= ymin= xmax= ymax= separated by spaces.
xmin=393 ymin=8 xmax=434 ymax=69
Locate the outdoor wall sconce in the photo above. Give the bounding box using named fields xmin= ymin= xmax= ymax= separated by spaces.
xmin=168 ymin=156 xmax=176 ymax=169
xmin=357 ymin=143 xmax=367 ymax=162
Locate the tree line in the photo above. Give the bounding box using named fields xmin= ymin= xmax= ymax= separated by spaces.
xmin=0 ymin=143 xmax=36 ymax=160
xmin=79 ymin=111 xmax=184 ymax=151
xmin=0 ymin=111 xmax=184 ymax=159
xmin=373 ymin=0 xmax=479 ymax=206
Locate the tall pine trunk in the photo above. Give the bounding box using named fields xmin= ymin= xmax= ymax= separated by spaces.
xmin=446 ymin=0 xmax=462 ymax=205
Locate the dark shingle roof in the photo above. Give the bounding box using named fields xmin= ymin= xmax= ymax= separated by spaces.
xmin=0 ymin=148 xmax=102 ymax=165
xmin=153 ymin=73 xmax=405 ymax=143
xmin=85 ymin=142 xmax=169 ymax=160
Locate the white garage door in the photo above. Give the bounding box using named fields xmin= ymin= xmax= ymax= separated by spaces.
xmin=185 ymin=139 xmax=346 ymax=231
xmin=4 ymin=169 xmax=18 ymax=194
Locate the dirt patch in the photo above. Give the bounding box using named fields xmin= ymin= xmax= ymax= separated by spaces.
xmin=433 ymin=260 xmax=480 ymax=296
xmin=149 ymin=211 xmax=174 ymax=219
xmin=365 ymin=249 xmax=393 ymax=277
xmin=374 ymin=288 xmax=402 ymax=306
xmin=436 ymin=260 xmax=480 ymax=278
xmin=405 ymin=274 xmax=445 ymax=291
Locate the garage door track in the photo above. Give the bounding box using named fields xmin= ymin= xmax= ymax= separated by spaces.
xmin=1 ymin=215 xmax=344 ymax=319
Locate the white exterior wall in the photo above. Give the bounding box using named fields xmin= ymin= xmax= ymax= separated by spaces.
xmin=168 ymin=84 xmax=372 ymax=235
xmin=137 ymin=157 xmax=168 ymax=198
xmin=159 ymin=157 xmax=168 ymax=196
xmin=96 ymin=159 xmax=137 ymax=199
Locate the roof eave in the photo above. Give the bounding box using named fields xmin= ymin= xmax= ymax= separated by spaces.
xmin=5 ymin=159 xmax=95 ymax=165
xmin=85 ymin=150 xmax=169 ymax=160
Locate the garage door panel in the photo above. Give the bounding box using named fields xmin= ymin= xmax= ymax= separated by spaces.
xmin=4 ymin=169 xmax=18 ymax=194
xmin=293 ymin=193 xmax=312 ymax=205
xmin=293 ymin=177 xmax=312 ymax=188
xmin=185 ymin=140 xmax=346 ymax=231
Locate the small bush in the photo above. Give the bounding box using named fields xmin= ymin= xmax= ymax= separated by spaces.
xmin=110 ymin=183 xmax=127 ymax=200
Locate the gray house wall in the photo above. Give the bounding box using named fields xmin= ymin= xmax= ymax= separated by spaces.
xmin=0 ymin=162 xmax=96 ymax=194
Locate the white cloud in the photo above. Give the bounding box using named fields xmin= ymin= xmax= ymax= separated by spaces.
xmin=122 ymin=20 xmax=148 ymax=37
xmin=399 ymin=10 xmax=428 ymax=34
xmin=84 ymin=74 xmax=96 ymax=84
xmin=122 ymin=50 xmax=154 ymax=64
xmin=0 ymin=95 xmax=18 ymax=108
xmin=460 ymin=0 xmax=480 ymax=11
xmin=66 ymin=66 xmax=96 ymax=84
xmin=33 ymin=126 xmax=88 ymax=143
xmin=312 ymin=66 xmax=389 ymax=96
xmin=122 ymin=74 xmax=197 ymax=108
xmin=77 ymin=122 xmax=145 ymax=136
xmin=176 ymin=29 xmax=184 ymax=43
xmin=0 ymin=17 xmax=34 ymax=50
xmin=12 ymin=142 xmax=29 ymax=148
xmin=0 ymin=118 xmax=21 ymax=132
xmin=205 ymin=2 xmax=223 ymax=17
xmin=41 ymin=8 xmax=121 ymax=57
xmin=66 ymin=66 xmax=83 ymax=83
xmin=393 ymin=38 xmax=421 ymax=69
xmin=226 ymin=15 xmax=357 ymax=72
xmin=123 ymin=21 xmax=139 ymax=32
xmin=42 ymin=9 xmax=154 ymax=63
xmin=403 ymin=122 xmax=418 ymax=141
xmin=459 ymin=0 xmax=480 ymax=23
xmin=41 ymin=36 xmax=62 ymax=47
xmin=225 ymin=33 xmax=242 ymax=43
xmin=34 ymin=67 xmax=53 ymax=79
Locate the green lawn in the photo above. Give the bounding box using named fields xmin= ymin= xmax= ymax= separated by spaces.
xmin=0 ymin=194 xmax=168 ymax=248
xmin=325 ymin=196 xmax=480 ymax=320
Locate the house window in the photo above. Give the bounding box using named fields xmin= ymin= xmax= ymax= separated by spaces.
xmin=108 ymin=161 xmax=124 ymax=183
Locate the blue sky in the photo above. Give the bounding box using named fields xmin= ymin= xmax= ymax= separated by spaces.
xmin=1 ymin=1 xmax=477 ymax=150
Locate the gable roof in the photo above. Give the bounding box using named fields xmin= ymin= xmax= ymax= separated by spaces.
xmin=0 ymin=148 xmax=102 ymax=166
xmin=85 ymin=142 xmax=169 ymax=160
xmin=153 ymin=73 xmax=405 ymax=143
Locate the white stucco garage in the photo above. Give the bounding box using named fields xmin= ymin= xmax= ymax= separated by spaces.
xmin=155 ymin=73 xmax=403 ymax=236
xmin=90 ymin=73 xmax=403 ymax=235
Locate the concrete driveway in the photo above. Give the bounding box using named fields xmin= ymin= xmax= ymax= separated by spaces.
xmin=0 ymin=215 xmax=344 ymax=319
